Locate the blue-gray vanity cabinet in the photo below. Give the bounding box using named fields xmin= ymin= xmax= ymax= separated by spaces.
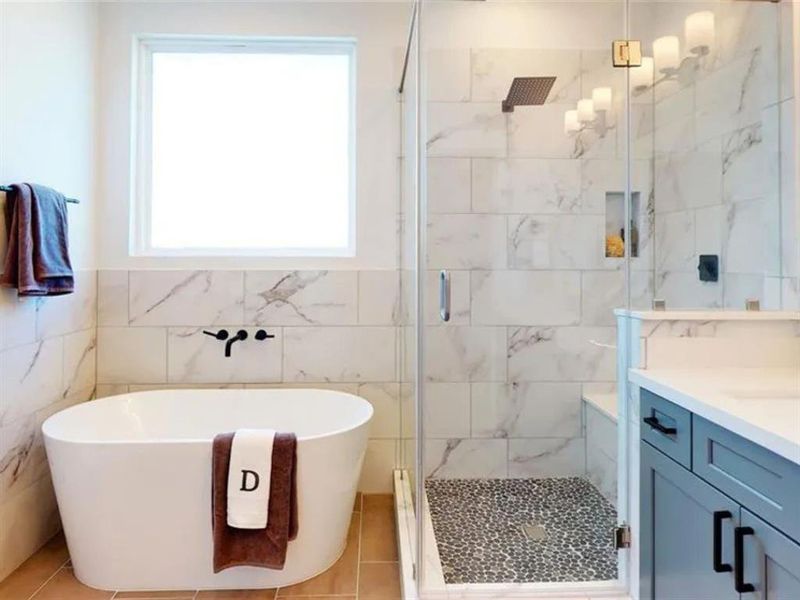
xmin=640 ymin=442 xmax=741 ymax=600
xmin=740 ymin=509 xmax=800 ymax=599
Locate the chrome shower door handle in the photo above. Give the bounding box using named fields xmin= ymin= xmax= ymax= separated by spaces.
xmin=439 ymin=270 xmax=451 ymax=322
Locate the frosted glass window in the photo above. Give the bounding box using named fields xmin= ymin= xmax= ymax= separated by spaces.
xmin=134 ymin=39 xmax=356 ymax=256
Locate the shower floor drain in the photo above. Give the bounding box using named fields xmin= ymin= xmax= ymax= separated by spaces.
xmin=521 ymin=523 xmax=548 ymax=541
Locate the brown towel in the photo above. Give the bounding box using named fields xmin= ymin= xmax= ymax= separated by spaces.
xmin=1 ymin=183 xmax=74 ymax=296
xmin=212 ymin=432 xmax=298 ymax=572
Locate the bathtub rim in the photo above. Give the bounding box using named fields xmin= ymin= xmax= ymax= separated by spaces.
xmin=42 ymin=388 xmax=374 ymax=446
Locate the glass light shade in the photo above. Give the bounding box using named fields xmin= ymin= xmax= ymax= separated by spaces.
xmin=577 ymin=98 xmax=595 ymax=123
xmin=685 ymin=11 xmax=715 ymax=54
xmin=631 ymin=56 xmax=654 ymax=89
xmin=592 ymin=87 xmax=612 ymax=112
xmin=653 ymin=35 xmax=680 ymax=72
xmin=564 ymin=109 xmax=580 ymax=134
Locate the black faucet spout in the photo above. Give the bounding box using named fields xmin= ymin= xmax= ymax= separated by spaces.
xmin=224 ymin=329 xmax=248 ymax=357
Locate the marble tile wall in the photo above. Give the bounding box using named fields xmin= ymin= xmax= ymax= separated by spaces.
xmin=418 ymin=46 xmax=637 ymax=482
xmin=0 ymin=270 xmax=97 ymax=580
xmin=641 ymin=0 xmax=797 ymax=310
xmin=95 ymin=269 xmax=401 ymax=494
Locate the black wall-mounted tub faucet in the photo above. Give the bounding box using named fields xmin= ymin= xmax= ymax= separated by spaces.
xmin=224 ymin=329 xmax=248 ymax=357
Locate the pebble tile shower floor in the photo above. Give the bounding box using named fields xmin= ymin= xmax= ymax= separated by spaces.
xmin=426 ymin=477 xmax=618 ymax=584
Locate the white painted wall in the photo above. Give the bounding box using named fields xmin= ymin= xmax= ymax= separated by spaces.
xmin=0 ymin=0 xmax=98 ymax=269
xmin=96 ymin=1 xmax=408 ymax=270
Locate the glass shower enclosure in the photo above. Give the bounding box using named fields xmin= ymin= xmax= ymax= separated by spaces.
xmin=398 ymin=0 xmax=793 ymax=597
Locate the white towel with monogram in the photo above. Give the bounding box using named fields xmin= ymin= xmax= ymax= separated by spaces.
xmin=226 ymin=429 xmax=275 ymax=529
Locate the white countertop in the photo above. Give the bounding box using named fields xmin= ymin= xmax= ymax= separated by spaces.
xmin=629 ymin=368 xmax=800 ymax=465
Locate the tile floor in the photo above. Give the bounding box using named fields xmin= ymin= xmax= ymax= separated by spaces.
xmin=0 ymin=494 xmax=400 ymax=600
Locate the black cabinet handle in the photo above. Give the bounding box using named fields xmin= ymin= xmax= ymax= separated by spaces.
xmin=734 ymin=526 xmax=755 ymax=593
xmin=643 ymin=415 xmax=677 ymax=435
xmin=713 ymin=511 xmax=733 ymax=573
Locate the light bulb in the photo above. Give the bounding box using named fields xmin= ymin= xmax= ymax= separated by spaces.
xmin=653 ymin=35 xmax=680 ymax=73
xmin=564 ymin=110 xmax=580 ymax=134
xmin=685 ymin=11 xmax=714 ymax=55
xmin=577 ymin=98 xmax=595 ymax=123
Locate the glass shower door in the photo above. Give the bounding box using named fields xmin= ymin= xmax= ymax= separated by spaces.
xmin=416 ymin=0 xmax=631 ymax=593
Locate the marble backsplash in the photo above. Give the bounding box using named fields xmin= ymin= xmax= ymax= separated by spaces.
xmin=0 ymin=270 xmax=97 ymax=580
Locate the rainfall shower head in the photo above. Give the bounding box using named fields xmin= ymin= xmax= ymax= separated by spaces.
xmin=501 ymin=76 xmax=557 ymax=113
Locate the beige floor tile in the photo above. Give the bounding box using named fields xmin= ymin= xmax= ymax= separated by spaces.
xmin=195 ymin=590 xmax=275 ymax=599
xmin=358 ymin=562 xmax=401 ymax=600
xmin=115 ymin=591 xmax=196 ymax=598
xmin=360 ymin=495 xmax=397 ymax=562
xmin=275 ymin=513 xmax=360 ymax=597
xmin=30 ymin=568 xmax=114 ymax=600
xmin=0 ymin=534 xmax=68 ymax=600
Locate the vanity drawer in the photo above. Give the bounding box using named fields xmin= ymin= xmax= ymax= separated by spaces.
xmin=640 ymin=389 xmax=692 ymax=469
xmin=693 ymin=417 xmax=800 ymax=542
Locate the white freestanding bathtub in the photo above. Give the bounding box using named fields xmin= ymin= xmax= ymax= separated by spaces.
xmin=42 ymin=389 xmax=373 ymax=592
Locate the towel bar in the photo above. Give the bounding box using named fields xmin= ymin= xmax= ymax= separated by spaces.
xmin=0 ymin=185 xmax=79 ymax=204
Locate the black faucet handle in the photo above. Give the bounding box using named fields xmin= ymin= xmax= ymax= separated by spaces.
xmin=235 ymin=329 xmax=248 ymax=341
xmin=255 ymin=329 xmax=275 ymax=341
xmin=203 ymin=329 xmax=229 ymax=340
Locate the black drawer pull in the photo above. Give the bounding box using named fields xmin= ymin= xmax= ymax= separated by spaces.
xmin=643 ymin=416 xmax=677 ymax=435
xmin=734 ymin=526 xmax=755 ymax=593
xmin=713 ymin=511 xmax=733 ymax=573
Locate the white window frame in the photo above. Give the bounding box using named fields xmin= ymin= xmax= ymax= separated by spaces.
xmin=130 ymin=35 xmax=357 ymax=257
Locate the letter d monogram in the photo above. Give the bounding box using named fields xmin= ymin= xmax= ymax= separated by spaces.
xmin=240 ymin=469 xmax=259 ymax=492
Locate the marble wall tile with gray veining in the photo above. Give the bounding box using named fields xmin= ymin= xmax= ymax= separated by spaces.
xmin=424 ymin=382 xmax=470 ymax=439
xmin=427 ymin=213 xmax=507 ymax=270
xmin=471 ymin=158 xmax=582 ymax=214
xmin=471 ymin=382 xmax=582 ymax=439
xmin=425 ymin=438 xmax=507 ymax=479
xmin=508 ymin=438 xmax=585 ymax=478
xmin=36 ymin=270 xmax=96 ymax=338
xmin=581 ymin=49 xmax=626 ymax=103
xmin=0 ymin=413 xmax=47 ymax=501
xmin=695 ymin=47 xmax=776 ymax=144
xmin=359 ymin=439 xmax=398 ymax=493
xmin=722 ymin=120 xmax=778 ymax=204
xmin=654 ymin=142 xmax=722 ymax=213
xmin=95 ymin=384 xmax=129 ymax=399
xmin=425 ymin=326 xmax=506 ymax=383
xmin=581 ymin=270 xmax=653 ymax=326
xmin=654 ymin=271 xmax=723 ymax=309
xmin=724 ymin=197 xmax=778 ymax=276
xmin=97 ymin=270 xmax=128 ymax=326
xmin=283 ymin=327 xmax=396 ymax=383
xmin=581 ymin=158 xmax=653 ymax=217
xmin=426 ymin=48 xmax=471 ymax=102
xmin=357 ymin=382 xmax=401 ymax=439
xmin=244 ymin=271 xmax=357 ymax=326
xmin=509 ymin=103 xmax=614 ymax=159
xmin=654 ymin=210 xmax=695 ymax=273
xmin=694 ymin=205 xmax=724 ymax=259
xmin=62 ymin=329 xmax=95 ymax=399
xmin=722 ymin=273 xmax=767 ymax=308
xmin=585 ymin=402 xmax=617 ymax=460
xmin=427 ymin=158 xmax=472 ymax=214
xmin=168 ymin=327 xmax=282 ymax=384
xmin=507 ymin=326 xmax=616 ymax=382
xmin=96 ymin=327 xmax=167 ymax=384
xmin=472 ymin=49 xmax=581 ymax=103
xmin=358 ymin=271 xmax=400 ymax=325
xmin=426 ymin=103 xmax=507 ymax=158
xmin=129 ymin=270 xmax=244 ymax=326
xmin=471 ymin=271 xmax=581 ymax=326
xmin=0 ymin=290 xmax=36 ymax=351
xmin=0 ymin=338 xmax=63 ymax=426
xmin=586 ymin=446 xmax=616 ymax=506
xmin=779 ymin=99 xmax=797 ymax=279
xmin=507 ymin=214 xmax=606 ymax=270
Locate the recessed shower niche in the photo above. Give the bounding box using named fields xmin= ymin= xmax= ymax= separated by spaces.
xmin=605 ymin=191 xmax=640 ymax=258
